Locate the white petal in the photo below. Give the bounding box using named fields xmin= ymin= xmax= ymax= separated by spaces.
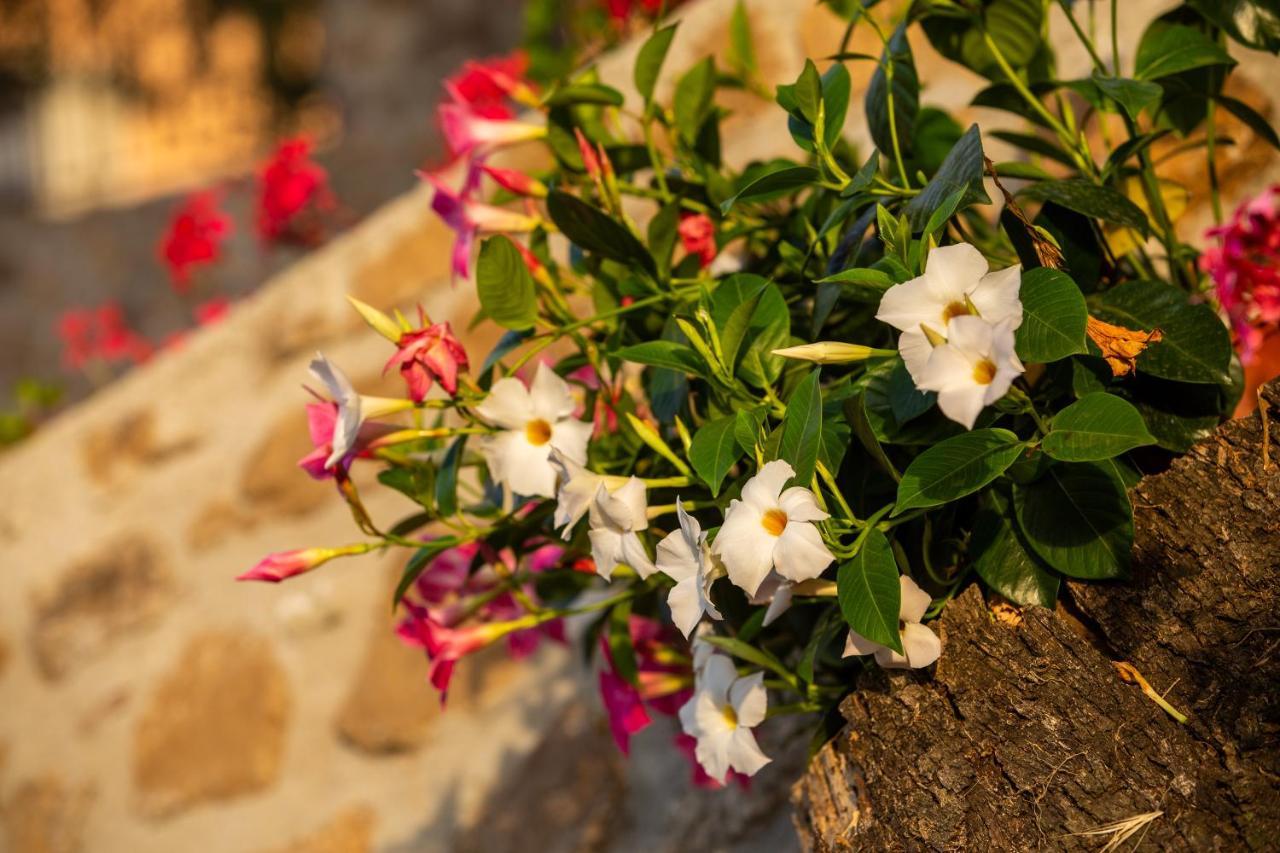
xmin=528 ymin=362 xmax=576 ymax=421
xmin=772 ymin=521 xmax=834 ymax=583
xmin=923 ymin=242 xmax=988 ymax=298
xmin=667 ymin=577 xmax=704 ymax=638
xmin=694 ymin=728 xmax=734 ymax=784
xmin=548 ymin=416 xmax=592 ymax=466
xmin=498 ymin=431 xmax=559 ymax=497
xmin=618 ymin=530 xmax=656 ymax=578
xmin=740 ymin=459 xmax=794 ymax=511
xmin=714 ymin=502 xmax=777 ymax=597
xmin=729 ymin=671 xmax=768 ymax=727
xmin=778 ymin=486 xmax=829 ymax=522
xmin=900 ymin=622 xmax=942 ymax=668
xmin=309 ymin=354 xmax=363 ymax=467
xmin=875 ymin=274 xmax=938 ymax=332
xmin=971 ymin=264 xmax=1023 ymax=328
xmin=588 ymin=527 xmax=625 ymax=580
xmin=727 ymin=727 xmax=772 ymax=777
xmin=843 ymin=629 xmax=886 ymax=659
xmin=656 ymin=529 xmax=698 ymax=582
xmin=944 ymin=314 xmax=994 ymax=357
xmin=872 ymin=644 xmax=911 ymax=668
xmin=936 ymin=385 xmax=987 ymax=430
xmin=899 ymin=575 xmax=933 ymax=623
xmin=551 ymin=467 xmax=600 ymax=538
xmin=762 ymin=581 xmax=793 ymax=627
xmin=699 ymin=653 xmax=737 ymax=705
xmin=678 ymin=693 xmax=698 ymax=734
xmin=611 ymin=477 xmax=650 ymax=531
xmin=898 ymin=330 xmax=934 ymax=385
xmin=475 ymin=376 xmax=533 ymax=429
xmin=917 ymin=344 xmax=974 ymax=394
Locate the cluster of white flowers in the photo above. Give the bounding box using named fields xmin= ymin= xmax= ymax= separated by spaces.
xmin=679 ymin=640 xmax=771 ymax=784
xmin=876 ymin=243 xmax=1024 ymax=428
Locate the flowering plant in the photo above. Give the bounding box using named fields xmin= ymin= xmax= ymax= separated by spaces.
xmin=244 ymin=0 xmax=1273 ymax=787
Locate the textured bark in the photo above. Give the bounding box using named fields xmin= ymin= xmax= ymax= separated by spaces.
xmin=792 ymin=381 xmax=1280 ymax=851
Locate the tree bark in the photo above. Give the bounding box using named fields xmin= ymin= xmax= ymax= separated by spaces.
xmin=791 ymin=380 xmax=1280 ymax=851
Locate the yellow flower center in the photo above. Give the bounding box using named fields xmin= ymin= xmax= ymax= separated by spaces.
xmin=761 ymin=508 xmax=788 ymax=537
xmin=525 ymin=418 xmax=553 ymax=446
xmin=721 ymin=705 xmax=738 ymax=728
xmin=972 ymin=358 xmax=997 ymax=385
xmin=941 ymin=300 xmax=972 ymax=324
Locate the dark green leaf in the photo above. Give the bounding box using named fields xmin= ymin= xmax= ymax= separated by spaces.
xmin=720 ymin=166 xmax=820 ymax=212
xmin=606 ymin=600 xmax=639 ymax=686
xmin=1013 ymin=463 xmax=1132 ymax=579
xmin=543 ymin=83 xmax=624 ymax=107
xmin=894 ymin=428 xmax=1026 ymax=513
xmin=734 ymin=408 xmax=766 ymax=455
xmin=904 ymin=124 xmax=989 ymax=230
xmin=820 ymin=63 xmax=852 ymax=151
xmin=1216 ymin=94 xmax=1280 ymax=150
xmin=780 ymin=368 xmax=823 ymax=486
xmin=546 ymin=191 xmax=655 ymax=276
xmin=690 ymin=415 xmax=741 ymax=496
xmin=710 ymin=275 xmax=790 ymax=386
xmin=837 ymin=529 xmax=903 ymax=654
xmin=1043 ymin=393 xmax=1155 ymax=461
xmin=969 ymin=490 xmax=1059 ymax=607
xmin=674 ymin=57 xmax=717 ymax=144
xmin=394 ymin=537 xmax=459 ymax=605
xmin=435 ymin=436 xmax=466 ymax=517
xmin=635 ymin=24 xmax=678 ymax=103
xmin=1016 ymin=267 xmax=1089 ymax=363
xmin=476 ymin=236 xmax=538 ymax=330
xmin=866 ymin=23 xmax=918 ymax=158
xmin=616 ymin=340 xmax=705 ymax=374
xmin=1135 ymin=23 xmax=1236 ymax=80
xmin=1092 ymin=279 xmax=1232 ymax=384
xmin=887 ymin=359 xmax=934 ymax=424
xmin=1090 ymin=73 xmax=1163 ymax=120
xmin=1019 ymin=180 xmax=1150 ymax=234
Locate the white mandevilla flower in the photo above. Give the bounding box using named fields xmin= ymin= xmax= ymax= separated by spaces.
xmin=655 ymin=500 xmax=724 ymax=638
xmin=712 ymin=460 xmax=835 ymax=597
xmin=916 ymin=315 xmax=1023 ymax=429
xmin=309 ymin=353 xmax=363 ymax=469
xmin=843 ymin=574 xmax=941 ymax=669
xmin=587 ymin=478 xmax=656 ymax=579
xmin=548 ymin=448 xmax=631 ymax=538
xmin=678 ymin=651 xmax=771 ymax=783
xmin=750 ymin=573 xmax=795 ymax=627
xmin=875 ymin=242 xmax=1022 ymax=382
xmin=475 ymin=363 xmax=592 ymax=498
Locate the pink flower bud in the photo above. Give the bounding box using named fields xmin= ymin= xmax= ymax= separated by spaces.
xmin=237 ymin=547 xmax=336 ymax=583
xmin=678 ymin=213 xmax=718 ymax=268
xmin=481 ymin=164 xmax=548 ymax=198
xmin=439 ymin=104 xmax=546 ymax=158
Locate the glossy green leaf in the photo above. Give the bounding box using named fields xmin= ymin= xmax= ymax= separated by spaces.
xmin=1135 ymin=23 xmax=1236 ymax=80
xmin=690 ymin=414 xmax=741 ymax=496
xmin=819 ymin=62 xmax=852 ymax=151
xmin=904 ymin=123 xmax=989 ymax=230
xmin=616 ymin=341 xmax=705 ymax=375
xmin=1016 ymin=267 xmax=1089 ymax=363
xmin=894 ymin=428 xmax=1026 ymax=514
xmin=476 ymin=236 xmax=538 ymax=330
xmin=634 ymin=24 xmax=678 ymax=103
xmin=720 ymin=165 xmax=820 ymax=213
xmin=1043 ymin=393 xmax=1155 ymax=461
xmin=1013 ymin=463 xmax=1133 ymax=579
xmin=546 ymin=191 xmax=656 ymax=276
xmin=1092 ymin=279 xmax=1232 ymax=384
xmin=780 ymin=368 xmax=823 ymax=486
xmin=674 ymin=57 xmax=716 ymax=144
xmin=394 ymin=537 xmax=459 ymax=605
xmin=543 ymin=83 xmax=624 ymax=107
xmin=969 ymin=491 xmax=1059 ymax=608
xmin=435 ymin=436 xmax=466 ymax=518
xmin=1090 ymin=73 xmax=1162 ymax=120
xmin=837 ymin=529 xmax=903 ymax=654
xmin=710 ymin=275 xmax=789 ymax=386
xmin=1019 ymin=180 xmax=1150 ymax=234
xmin=867 ymin=23 xmax=918 ymax=158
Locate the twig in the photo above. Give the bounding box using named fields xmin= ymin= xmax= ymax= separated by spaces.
xmin=1113 ymin=661 xmax=1188 ymax=724
xmin=1259 ymin=386 xmax=1272 ymax=472
xmin=1065 ymin=810 xmax=1163 ymax=852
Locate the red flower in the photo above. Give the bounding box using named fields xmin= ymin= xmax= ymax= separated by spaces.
xmin=597 ymin=615 xmax=693 ymax=754
xmin=256 ymin=137 xmax=334 ymax=245
xmin=443 ymin=51 xmax=535 ymax=120
xmin=194 ymin=298 xmax=231 ymax=326
xmin=56 ymin=302 xmax=153 ymax=370
xmin=678 ymin=213 xmax=717 ymax=268
xmin=604 ymin=0 xmax=668 ymax=23
xmin=1202 ymin=184 xmax=1280 ymax=363
xmin=158 ymin=192 xmax=232 ymax=291
xmin=385 ymin=313 xmax=469 ymax=401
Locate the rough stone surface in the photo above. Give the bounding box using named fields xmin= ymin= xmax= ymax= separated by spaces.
xmin=29 ymin=535 xmax=174 ymax=681
xmin=238 ymin=407 xmax=334 ymax=518
xmin=80 ymin=409 xmax=200 ymax=488
xmin=132 ymin=631 xmax=290 ymax=818
xmin=262 ymin=806 xmax=376 ymax=853
xmin=1 ymin=776 xmax=95 ymax=853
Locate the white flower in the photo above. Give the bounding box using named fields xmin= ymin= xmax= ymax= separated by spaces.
xmin=548 ymin=448 xmax=631 ymax=539
xmin=750 ymin=572 xmax=795 ymax=627
xmin=679 ymin=652 xmax=771 ymax=783
xmin=309 ymin=353 xmax=363 ymax=469
xmin=475 ymin=363 xmax=593 ymax=498
xmin=587 ymin=478 xmax=655 ymax=579
xmin=712 ymin=460 xmax=835 ymax=597
xmin=916 ymin=316 xmax=1023 ymax=429
xmin=876 ymin=243 xmax=1021 ymax=382
xmin=843 ymin=574 xmax=941 ymax=669
xmin=655 ymin=500 xmax=724 ymax=637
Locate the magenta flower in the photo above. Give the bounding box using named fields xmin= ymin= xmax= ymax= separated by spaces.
xmin=238 ymin=544 xmax=370 ymax=583
xmin=296 ymin=401 xmax=394 ymax=480
xmin=597 ymin=615 xmax=693 ymax=754
xmin=386 ymin=313 xmax=469 ymax=401
xmin=439 ymin=103 xmax=546 ymax=159
xmin=481 ymin=164 xmax=547 ymax=198
xmin=1202 ymin=184 xmax=1280 ymax=362
xmin=425 ymin=170 xmax=540 ymax=280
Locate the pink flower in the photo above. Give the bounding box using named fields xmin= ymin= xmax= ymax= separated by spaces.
xmin=574 ymin=128 xmax=602 ymax=181
xmin=604 ymin=0 xmax=669 ymax=24
xmin=238 ymin=546 xmax=359 ymax=583
xmin=194 ymin=298 xmax=231 ymax=326
xmin=386 ymin=312 xmax=469 ymax=401
xmin=425 ymin=169 xmax=539 ymax=280
xmin=678 ymin=213 xmax=717 ymax=268
xmin=398 ymin=605 xmax=513 ymax=699
xmin=597 ymin=615 xmax=693 ymax=754
xmin=158 ymin=192 xmax=232 ymax=290
xmin=296 ymin=401 xmax=393 ymax=480
xmin=256 ymin=137 xmax=335 ymax=245
xmin=673 ymin=733 xmax=751 ymax=790
xmin=56 ymin=303 xmax=153 ymax=370
xmin=481 ymin=164 xmax=547 ymax=198
xmin=1202 ymin=184 xmax=1280 ymax=363
xmin=439 ymin=104 xmax=546 ymax=159
xmin=443 ymin=51 xmax=537 ymax=119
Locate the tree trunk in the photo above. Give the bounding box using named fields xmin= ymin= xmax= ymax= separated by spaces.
xmin=791 ymin=380 xmax=1280 ymax=851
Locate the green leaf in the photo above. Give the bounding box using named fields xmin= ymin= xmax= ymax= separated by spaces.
xmin=647 ymin=200 xmax=681 ymax=277
xmin=837 ymin=529 xmax=903 ymax=654
xmin=674 ymin=57 xmax=716 ymax=144
xmin=546 ymin=191 xmax=655 ymax=276
xmin=734 ymin=408 xmax=765 ymax=455
xmin=394 ymin=537 xmax=459 ymax=605
xmin=475 ymin=236 xmax=538 ymax=330
xmin=720 ymin=165 xmax=820 ymax=213
xmin=1216 ymin=94 xmax=1280 ymax=150
xmin=779 ymin=368 xmax=823 ymax=486
xmin=866 ymin=23 xmax=918 ymax=159
xmin=689 ymin=415 xmax=741 ymax=496
xmin=1043 ymin=393 xmax=1156 ymax=461
xmin=728 ymin=0 xmax=757 ymax=78
xmin=1019 ymin=180 xmax=1150 ymax=234
xmin=718 ymin=281 xmax=765 ymax=371
xmin=921 ymin=187 xmax=966 ymax=240
xmin=710 ymin=275 xmax=790 ymax=387
xmin=616 ymin=341 xmax=705 ymax=375
xmin=606 ymin=600 xmax=639 ymax=686
xmin=887 ymin=359 xmax=934 ymax=424
xmin=819 ymin=63 xmax=852 ymax=151
xmin=1135 ymin=23 xmax=1236 ymax=80
xmin=435 ymin=436 xmax=466 ymax=518
xmin=894 ymin=428 xmax=1026 ymax=514
xmin=904 ymin=123 xmax=989 ymax=230
xmin=543 ymin=83 xmax=624 ymax=107
xmin=920 ymin=0 xmax=1043 ymax=78
xmin=697 ymin=634 xmax=793 ymax=680
xmin=634 ymin=24 xmax=678 ymax=103
xmin=784 ymin=59 xmax=823 ymax=124
xmin=1016 ymin=267 xmax=1088 ymax=363
xmin=1013 ymin=463 xmax=1133 ymax=579
xmin=969 ymin=491 xmax=1059 ymax=608
xmin=1092 ymin=279 xmax=1232 ymax=384
xmin=1090 ymin=73 xmax=1162 ymax=120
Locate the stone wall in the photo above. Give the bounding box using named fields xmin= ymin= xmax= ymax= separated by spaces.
xmin=1 ymin=1 xmax=1276 ymax=851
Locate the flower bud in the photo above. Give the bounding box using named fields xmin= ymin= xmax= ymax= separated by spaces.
xmin=771 ymin=342 xmax=895 ymax=364
xmin=346 ymin=295 xmax=402 ymax=342
xmin=237 ymin=544 xmax=372 ymax=583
